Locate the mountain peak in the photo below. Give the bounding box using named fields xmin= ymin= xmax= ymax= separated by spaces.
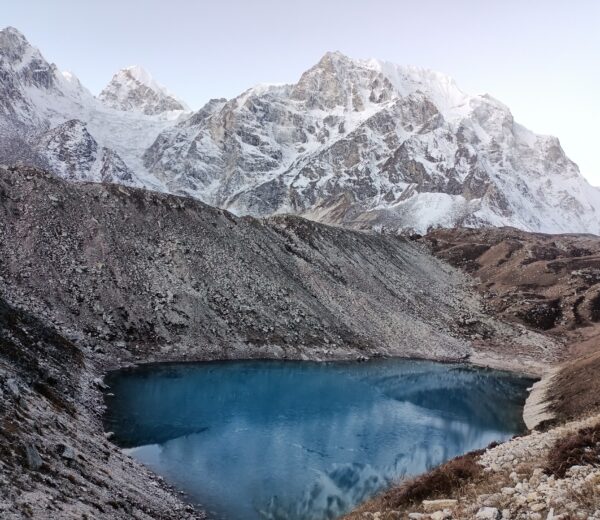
xmin=290 ymin=50 xmax=392 ymax=110
xmin=318 ymin=50 xmax=351 ymax=62
xmin=1 ymin=26 xmax=27 ymax=39
xmin=313 ymin=51 xmax=362 ymax=74
xmin=98 ymin=66 xmax=189 ymax=115
xmin=120 ymin=65 xmax=161 ymax=91
xmin=0 ymin=25 xmax=39 ymax=63
xmin=0 ymin=25 xmax=65 ymax=95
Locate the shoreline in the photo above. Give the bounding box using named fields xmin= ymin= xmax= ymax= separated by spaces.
xmin=101 ymin=346 xmax=548 ymax=427
xmin=522 ymin=367 xmax=558 ymax=430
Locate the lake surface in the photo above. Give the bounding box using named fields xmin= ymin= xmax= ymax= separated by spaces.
xmin=104 ymin=359 xmax=533 ymax=520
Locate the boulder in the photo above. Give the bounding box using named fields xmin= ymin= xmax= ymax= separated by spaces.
xmin=476 ymin=507 xmax=500 ymax=520
xmin=24 ymin=443 xmax=43 ymax=470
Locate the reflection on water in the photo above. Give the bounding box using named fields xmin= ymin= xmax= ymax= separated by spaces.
xmin=104 ymin=359 xmax=533 ymax=520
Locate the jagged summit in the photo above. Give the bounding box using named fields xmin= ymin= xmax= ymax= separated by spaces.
xmin=98 ymin=65 xmax=189 ymax=115
xmin=0 ymin=26 xmax=60 ymax=92
xmin=0 ymin=26 xmax=30 ymax=50
xmin=0 ymin=26 xmax=27 ymax=48
xmin=0 ymin=27 xmax=599 ymax=235
xmin=145 ymin=50 xmax=600 ymax=234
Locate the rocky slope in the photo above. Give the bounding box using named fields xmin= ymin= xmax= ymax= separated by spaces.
xmin=1 ymin=26 xmax=599 ymax=235
xmin=0 ymin=166 xmax=554 ymax=368
xmin=0 ymin=296 xmax=201 ymax=520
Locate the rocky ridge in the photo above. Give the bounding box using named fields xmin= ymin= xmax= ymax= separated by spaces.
xmin=0 ymin=166 xmax=555 ymax=368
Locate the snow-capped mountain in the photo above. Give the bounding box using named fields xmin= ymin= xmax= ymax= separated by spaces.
xmin=145 ymin=51 xmax=600 ymax=234
xmin=0 ymin=27 xmax=189 ymax=187
xmin=99 ymin=65 xmax=189 ymax=115
xmin=1 ymin=27 xmax=599 ymax=234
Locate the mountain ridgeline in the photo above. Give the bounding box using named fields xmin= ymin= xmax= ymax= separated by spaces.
xmin=1 ymin=26 xmax=599 ymax=235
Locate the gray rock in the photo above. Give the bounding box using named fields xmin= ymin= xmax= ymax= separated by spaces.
xmin=6 ymin=378 xmax=20 ymax=399
xmin=60 ymin=445 xmax=75 ymax=460
xmin=24 ymin=443 xmax=43 ymax=470
xmin=92 ymin=377 xmax=109 ymax=390
xmin=430 ymin=511 xmax=450 ymax=520
xmin=422 ymin=499 xmax=458 ymax=512
xmin=476 ymin=507 xmax=500 ymax=520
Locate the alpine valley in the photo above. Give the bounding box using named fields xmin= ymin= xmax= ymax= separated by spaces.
xmin=3 ymin=24 xmax=600 ymax=520
xmin=1 ymin=26 xmax=599 ymax=235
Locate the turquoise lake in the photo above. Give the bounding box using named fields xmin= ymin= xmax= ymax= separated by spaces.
xmin=103 ymin=359 xmax=533 ymax=519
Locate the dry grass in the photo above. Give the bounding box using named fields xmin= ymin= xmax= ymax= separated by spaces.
xmin=379 ymin=450 xmax=487 ymax=509
xmin=545 ymin=421 xmax=600 ymax=478
xmin=341 ymin=447 xmax=497 ymax=519
xmin=545 ymin=347 xmax=600 ymax=425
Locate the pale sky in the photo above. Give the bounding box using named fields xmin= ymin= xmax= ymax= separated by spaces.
xmin=3 ymin=0 xmax=599 ymax=184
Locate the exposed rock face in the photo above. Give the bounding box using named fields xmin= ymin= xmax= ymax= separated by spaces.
xmin=98 ymin=65 xmax=189 ymax=115
xmin=144 ymin=52 xmax=600 ymax=234
xmin=34 ymin=119 xmax=135 ymax=182
xmin=1 ymin=27 xmax=599 ymax=235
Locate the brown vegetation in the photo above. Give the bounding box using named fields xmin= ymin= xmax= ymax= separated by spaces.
xmin=342 ymin=448 xmax=488 ymax=518
xmin=546 ymin=349 xmax=600 ymax=424
xmin=418 ymin=227 xmax=600 ymax=345
xmin=381 ymin=449 xmax=488 ymax=508
xmin=545 ymin=421 xmax=600 ymax=478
